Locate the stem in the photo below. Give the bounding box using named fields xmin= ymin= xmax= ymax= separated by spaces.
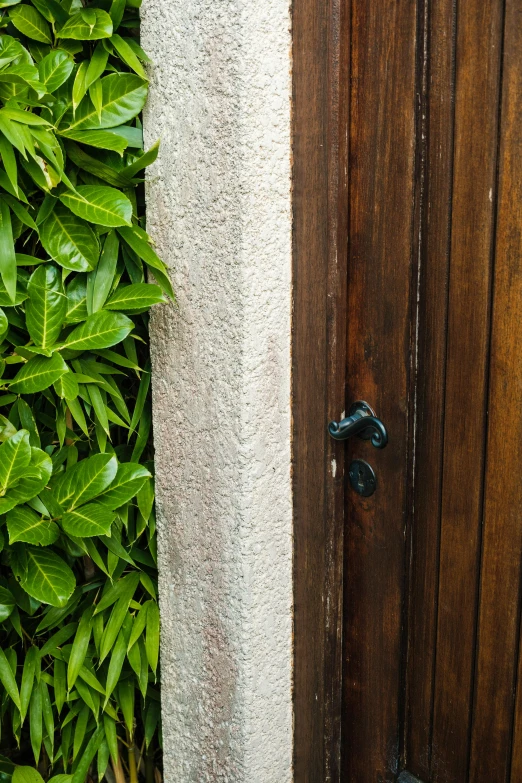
xmin=111 ymin=751 xmax=126 ymax=783
xmin=145 ymin=740 xmax=155 ymax=783
xmin=127 ymin=730 xmax=138 ymax=783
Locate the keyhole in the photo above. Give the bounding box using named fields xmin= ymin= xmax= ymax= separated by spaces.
xmin=357 ymin=468 xmax=365 ymax=490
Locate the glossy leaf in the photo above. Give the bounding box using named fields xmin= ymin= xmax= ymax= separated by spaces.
xmin=0 ymin=586 xmax=15 ymax=622
xmin=9 ymin=6 xmax=51 ymax=44
xmin=59 ymin=128 xmax=128 ymax=154
xmin=10 ymin=353 xmax=68 ymax=394
xmin=67 ymin=610 xmax=92 ymax=690
xmin=22 ymin=547 xmax=75 ymax=607
xmin=62 ymin=503 xmax=115 ymax=537
xmin=12 ymin=768 xmax=44 ymax=783
xmin=64 ymin=310 xmax=133 ymax=351
xmin=65 ymin=73 xmax=148 ymax=130
xmin=40 ymin=205 xmax=100 ymax=273
xmin=57 ymin=9 xmax=113 ymax=41
xmin=38 ymin=50 xmax=74 ymax=94
xmin=0 ymin=647 xmax=20 ymax=708
xmin=105 ymin=282 xmax=164 ymax=310
xmin=0 ymin=199 xmax=16 ymax=303
xmin=0 ymin=429 xmax=31 ymax=490
xmin=54 ymin=452 xmax=117 ymax=509
xmin=7 ymin=506 xmax=59 ymax=546
xmin=60 ymin=186 xmax=132 ymax=228
xmin=98 ymin=462 xmax=150 ymax=510
xmin=26 ymin=264 xmax=67 ymax=349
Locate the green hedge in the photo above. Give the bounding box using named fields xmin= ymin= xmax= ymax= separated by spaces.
xmin=0 ymin=2 xmax=170 ymax=782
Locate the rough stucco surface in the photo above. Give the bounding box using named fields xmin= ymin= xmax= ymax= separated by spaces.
xmin=141 ymin=1 xmax=293 ymax=780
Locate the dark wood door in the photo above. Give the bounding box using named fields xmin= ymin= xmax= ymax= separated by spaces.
xmin=340 ymin=1 xmax=522 ymax=781
xmin=292 ymin=0 xmax=522 ymax=781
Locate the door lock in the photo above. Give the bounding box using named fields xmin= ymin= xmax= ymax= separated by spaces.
xmin=328 ymin=401 xmax=388 ymax=449
xmin=348 ymin=459 xmax=377 ymax=497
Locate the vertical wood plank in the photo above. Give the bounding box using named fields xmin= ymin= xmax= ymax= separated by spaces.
xmin=404 ymin=0 xmax=457 ymax=777
xmin=430 ymin=1 xmax=504 ymax=780
xmin=292 ymin=0 xmax=347 ymax=778
xmin=468 ymin=3 xmax=522 ymax=780
xmin=342 ymin=1 xmax=417 ymax=779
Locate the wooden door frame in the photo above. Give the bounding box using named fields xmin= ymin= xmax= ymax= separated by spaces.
xmin=292 ymin=0 xmax=347 ymax=779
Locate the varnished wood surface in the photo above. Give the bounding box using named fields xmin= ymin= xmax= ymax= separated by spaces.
xmin=342 ymin=1 xmax=418 ymax=779
xmin=405 ymin=0 xmax=456 ymax=776
xmin=429 ymin=2 xmax=504 ymax=781
xmin=293 ymin=0 xmax=522 ymax=781
xmin=292 ymin=0 xmax=348 ymax=779
xmin=468 ymin=3 xmax=522 ymax=779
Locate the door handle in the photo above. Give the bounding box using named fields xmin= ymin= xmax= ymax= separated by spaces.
xmin=328 ymin=401 xmax=388 ymax=449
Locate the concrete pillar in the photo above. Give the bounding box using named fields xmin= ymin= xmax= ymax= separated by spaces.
xmin=141 ymin=1 xmax=293 ymax=780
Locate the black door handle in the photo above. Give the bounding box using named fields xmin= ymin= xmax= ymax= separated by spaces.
xmin=328 ymin=401 xmax=388 ymax=449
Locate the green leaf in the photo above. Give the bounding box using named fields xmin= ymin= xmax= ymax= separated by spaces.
xmin=20 ymin=646 xmax=38 ymax=722
xmin=4 ymin=447 xmax=52 ymax=505
xmin=104 ymin=628 xmax=126 ymax=704
xmin=98 ymin=462 xmax=150 ymax=510
xmin=26 ymin=264 xmax=67 ymax=349
xmin=60 ymin=186 xmax=132 ymax=228
xmin=57 ymin=9 xmax=113 ymax=41
xmin=105 ymin=283 xmax=164 ymax=311
xmin=0 ymin=429 xmax=31 ymax=490
xmin=10 ymin=353 xmax=68 ymax=394
xmin=0 ymin=136 xmax=19 ymax=198
xmin=53 ymin=659 xmax=66 ymax=714
xmin=60 ymin=127 xmax=128 ymax=154
xmin=102 ymin=714 xmax=118 ymax=765
xmin=38 ymin=50 xmax=74 ymax=94
xmin=12 ymin=768 xmax=44 ymax=783
xmin=118 ymin=225 xmax=174 ymax=299
xmin=145 ymin=600 xmax=159 ymax=674
xmin=0 ymin=647 xmax=21 ymax=709
xmin=54 ymin=452 xmax=117 ymax=509
xmin=0 ymin=200 xmax=16 ymax=303
xmin=93 ymin=571 xmax=140 ymax=616
xmin=89 ymin=231 xmax=119 ymax=312
xmin=65 ymin=73 xmax=147 ymax=130
xmin=7 ymin=506 xmax=59 ymax=545
xmin=41 ymin=205 xmax=100 ymax=273
xmin=30 ymin=0 xmax=68 ymax=25
xmin=62 ymin=502 xmax=116 ymax=537
xmin=0 ymin=586 xmax=15 ymax=622
xmin=85 ymin=43 xmax=109 ymax=89
xmin=9 ymin=5 xmax=52 ymax=44
xmin=122 ymin=139 xmax=160 ymax=179
xmin=54 ymin=370 xmax=79 ymax=401
xmin=72 ymin=59 xmax=89 ymax=112
xmin=111 ymin=34 xmax=147 ymax=79
xmin=40 ymin=680 xmax=54 ymax=757
xmin=144 ymin=699 xmax=160 ymax=750
xmin=71 ymin=724 xmax=104 ymax=783
xmin=127 ymin=600 xmax=148 ymax=650
xmin=64 ymin=311 xmax=133 ymax=351
xmin=21 ymin=547 xmax=75 ymax=607
xmin=67 ymin=610 xmax=92 ymax=690
xmin=65 ymin=275 xmax=88 ymax=323
xmin=29 ymin=684 xmax=42 ymax=764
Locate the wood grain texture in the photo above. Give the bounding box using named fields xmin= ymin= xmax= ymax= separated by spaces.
xmin=429 ymin=2 xmax=504 ymax=781
xmin=341 ymin=1 xmax=418 ymax=780
xmin=468 ymin=3 xmax=522 ymax=780
xmin=404 ymin=0 xmax=457 ymax=778
xmin=292 ymin=0 xmax=347 ymax=778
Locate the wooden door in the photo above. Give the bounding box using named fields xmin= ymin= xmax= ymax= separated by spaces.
xmin=292 ymin=1 xmax=522 ymax=782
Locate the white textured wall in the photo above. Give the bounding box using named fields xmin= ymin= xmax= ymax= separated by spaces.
xmin=141 ymin=1 xmax=293 ymax=780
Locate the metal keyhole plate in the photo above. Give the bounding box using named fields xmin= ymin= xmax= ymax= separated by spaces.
xmin=348 ymin=459 xmax=377 ymax=497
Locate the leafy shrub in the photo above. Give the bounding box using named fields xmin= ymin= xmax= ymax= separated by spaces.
xmin=0 ymin=1 xmax=171 ymax=782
